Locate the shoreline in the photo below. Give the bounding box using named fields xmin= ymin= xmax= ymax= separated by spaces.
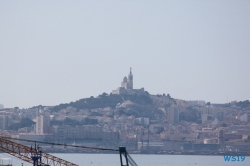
xmin=2 ymin=147 xmax=247 ymax=156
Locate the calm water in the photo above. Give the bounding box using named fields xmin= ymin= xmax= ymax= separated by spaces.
xmin=0 ymin=153 xmax=249 ymax=166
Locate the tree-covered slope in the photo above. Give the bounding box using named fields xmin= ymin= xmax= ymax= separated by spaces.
xmin=51 ymin=93 xmax=153 ymax=112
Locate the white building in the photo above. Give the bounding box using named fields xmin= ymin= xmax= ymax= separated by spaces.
xmin=187 ymin=100 xmax=206 ymax=106
xmin=202 ymin=114 xmax=208 ymax=124
xmin=52 ymin=125 xmax=119 ymax=141
xmin=36 ymin=114 xmax=50 ymax=134
xmin=112 ymin=68 xmax=146 ymax=95
xmin=121 ymin=67 xmax=133 ymax=90
xmin=204 ymin=138 xmax=218 ymax=144
xmin=135 ymin=117 xmax=149 ymax=125
xmin=240 ymin=113 xmax=249 ymax=122
xmin=0 ymin=115 xmax=8 ymax=130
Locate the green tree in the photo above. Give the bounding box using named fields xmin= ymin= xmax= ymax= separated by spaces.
xmin=8 ymin=118 xmax=35 ymax=130
xmin=221 ymin=123 xmax=227 ymax=127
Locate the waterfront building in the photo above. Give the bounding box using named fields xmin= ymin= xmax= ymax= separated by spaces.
xmin=52 ymin=125 xmax=119 ymax=141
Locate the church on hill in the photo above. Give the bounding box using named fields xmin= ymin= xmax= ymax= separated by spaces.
xmin=112 ymin=68 xmax=146 ymax=95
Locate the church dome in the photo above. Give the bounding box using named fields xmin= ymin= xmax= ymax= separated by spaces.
xmin=123 ymin=76 xmax=127 ymax=82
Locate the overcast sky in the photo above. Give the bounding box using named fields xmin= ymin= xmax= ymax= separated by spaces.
xmin=1 ymin=1 xmax=250 ymax=108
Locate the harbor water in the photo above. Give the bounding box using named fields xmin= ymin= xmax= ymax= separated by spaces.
xmin=0 ymin=153 xmax=249 ymax=166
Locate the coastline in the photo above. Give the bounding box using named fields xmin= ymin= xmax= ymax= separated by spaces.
xmin=2 ymin=146 xmax=247 ymax=156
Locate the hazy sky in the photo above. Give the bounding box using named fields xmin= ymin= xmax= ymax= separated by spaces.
xmin=1 ymin=1 xmax=250 ymax=108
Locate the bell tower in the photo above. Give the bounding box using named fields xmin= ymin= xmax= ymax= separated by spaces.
xmin=128 ymin=67 xmax=133 ymax=90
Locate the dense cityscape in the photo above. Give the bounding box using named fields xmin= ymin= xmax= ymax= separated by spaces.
xmin=1 ymin=69 xmax=250 ymax=155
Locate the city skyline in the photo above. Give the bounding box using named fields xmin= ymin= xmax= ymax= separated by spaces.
xmin=1 ymin=1 xmax=250 ymax=108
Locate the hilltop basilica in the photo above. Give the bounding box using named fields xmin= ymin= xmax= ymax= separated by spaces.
xmin=112 ymin=68 xmax=145 ymax=95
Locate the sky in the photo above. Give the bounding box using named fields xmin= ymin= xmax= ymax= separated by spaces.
xmin=0 ymin=1 xmax=250 ymax=108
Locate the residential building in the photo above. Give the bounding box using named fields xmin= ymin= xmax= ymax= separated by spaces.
xmin=168 ymin=107 xmax=179 ymax=124
xmin=0 ymin=115 xmax=8 ymax=130
xmin=36 ymin=114 xmax=50 ymax=134
xmin=240 ymin=113 xmax=249 ymax=122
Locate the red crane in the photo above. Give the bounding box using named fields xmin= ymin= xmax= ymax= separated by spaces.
xmin=0 ymin=136 xmax=138 ymax=166
xmin=0 ymin=136 xmax=78 ymax=166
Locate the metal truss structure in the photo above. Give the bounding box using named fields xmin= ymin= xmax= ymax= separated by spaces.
xmin=0 ymin=137 xmax=78 ymax=166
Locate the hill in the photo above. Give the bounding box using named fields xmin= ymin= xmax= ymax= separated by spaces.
xmin=50 ymin=92 xmax=177 ymax=120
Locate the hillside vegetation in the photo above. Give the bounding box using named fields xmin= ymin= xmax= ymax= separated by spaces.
xmin=51 ymin=93 xmax=174 ymax=120
xmin=52 ymin=93 xmax=153 ymax=111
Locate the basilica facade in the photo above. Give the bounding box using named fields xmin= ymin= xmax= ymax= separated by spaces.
xmin=112 ymin=68 xmax=145 ymax=95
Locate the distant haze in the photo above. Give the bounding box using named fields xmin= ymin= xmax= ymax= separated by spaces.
xmin=0 ymin=1 xmax=249 ymax=108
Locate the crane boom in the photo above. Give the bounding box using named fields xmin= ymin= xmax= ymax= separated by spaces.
xmin=0 ymin=136 xmax=138 ymax=166
xmin=0 ymin=136 xmax=78 ymax=166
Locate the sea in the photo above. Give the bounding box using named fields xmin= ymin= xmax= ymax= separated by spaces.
xmin=0 ymin=153 xmax=249 ymax=166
